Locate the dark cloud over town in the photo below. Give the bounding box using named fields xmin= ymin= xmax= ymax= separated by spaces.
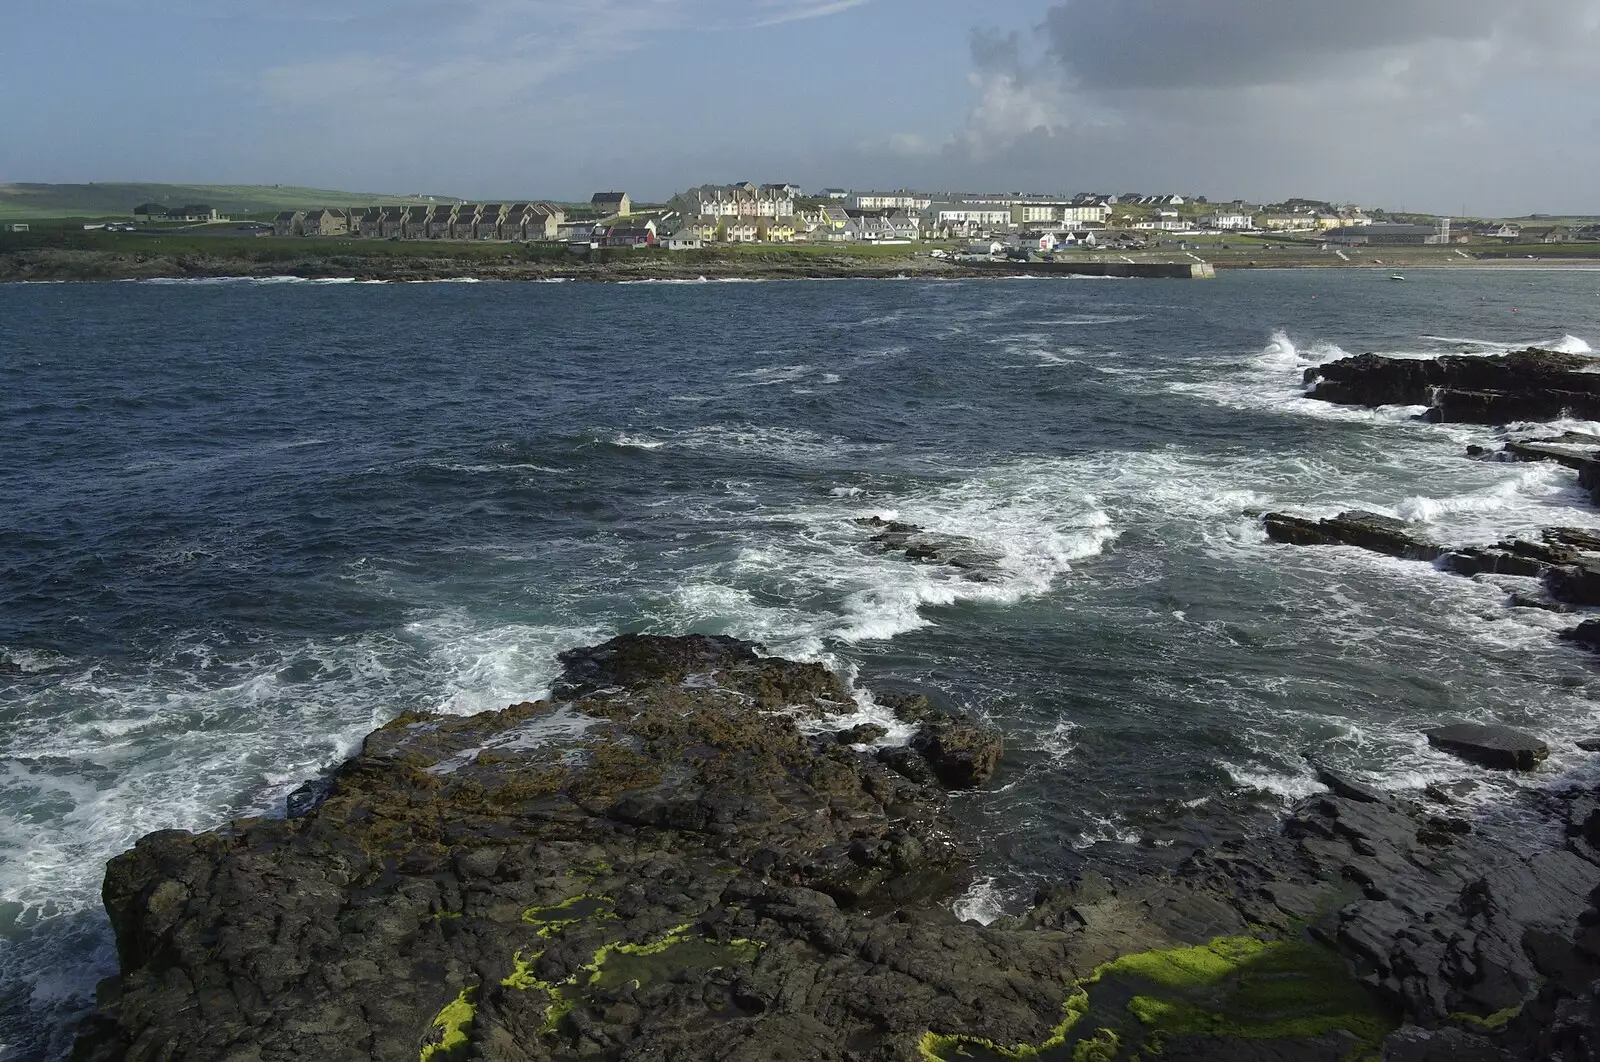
xmin=918 ymin=0 xmax=1600 ymax=213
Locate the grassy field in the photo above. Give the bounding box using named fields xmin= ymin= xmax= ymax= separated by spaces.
xmin=0 ymin=183 xmax=456 ymax=222
xmin=5 ymin=225 xmax=1597 ymax=282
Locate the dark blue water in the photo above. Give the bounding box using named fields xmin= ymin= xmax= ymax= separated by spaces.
xmin=4 ymin=270 xmax=1600 ymax=1057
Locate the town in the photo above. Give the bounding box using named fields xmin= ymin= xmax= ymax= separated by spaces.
xmin=112 ymin=185 xmax=1600 ymax=255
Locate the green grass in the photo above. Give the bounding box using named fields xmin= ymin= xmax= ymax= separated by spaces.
xmin=0 ymin=182 xmax=456 ymax=221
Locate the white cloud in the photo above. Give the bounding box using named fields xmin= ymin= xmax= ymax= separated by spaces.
xmin=751 ymin=0 xmax=870 ymax=28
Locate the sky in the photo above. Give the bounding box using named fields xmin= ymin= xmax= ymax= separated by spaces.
xmin=4 ymin=0 xmax=1599 ymax=215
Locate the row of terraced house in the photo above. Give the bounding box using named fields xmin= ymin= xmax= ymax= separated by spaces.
xmin=273 ymin=203 xmax=567 ymax=240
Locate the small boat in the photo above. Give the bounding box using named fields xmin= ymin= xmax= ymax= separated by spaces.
xmin=1390 ymin=273 xmax=1407 ymax=281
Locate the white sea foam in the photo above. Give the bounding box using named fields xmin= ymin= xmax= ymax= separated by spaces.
xmin=952 ymin=876 xmax=1009 ymax=925
xmin=609 ymin=433 xmax=665 ymax=450
xmin=1221 ymin=761 xmax=1325 ymax=802
xmin=602 ymin=424 xmax=883 ymax=465
xmin=432 ymin=461 xmax=569 ymax=476
xmin=1039 ymin=720 xmax=1077 ymax=766
xmin=0 ymin=612 xmax=608 ymax=1046
xmin=404 ymin=615 xmax=608 ymax=716
xmin=1070 ymin=814 xmax=1143 ymax=849
xmin=732 ymin=364 xmax=814 ymax=386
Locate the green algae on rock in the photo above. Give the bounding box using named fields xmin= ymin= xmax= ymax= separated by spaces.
xmin=920 ymin=936 xmax=1394 ymax=1061
xmin=418 ymin=988 xmax=476 ymax=1062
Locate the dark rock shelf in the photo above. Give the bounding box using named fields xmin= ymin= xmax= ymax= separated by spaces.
xmin=69 ymin=635 xmax=1600 ymax=1062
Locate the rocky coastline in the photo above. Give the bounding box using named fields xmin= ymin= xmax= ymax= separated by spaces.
xmin=62 ymin=346 xmax=1600 ymax=1062
xmin=69 ymin=628 xmax=1600 ymax=1061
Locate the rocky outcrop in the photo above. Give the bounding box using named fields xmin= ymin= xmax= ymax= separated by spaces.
xmin=854 ymin=517 xmax=1001 ymax=579
xmin=1286 ymin=784 xmax=1600 ymax=1052
xmin=1426 ymin=724 xmax=1551 ymax=771
xmin=1304 ymin=348 xmax=1600 ymax=424
xmin=1502 ymin=433 xmax=1600 ymax=506
xmin=1263 ymin=510 xmax=1444 ymax=561
xmin=70 ymin=634 xmax=1600 ymax=1062
xmin=909 ymin=717 xmax=1004 ymax=789
xmin=1266 ymin=509 xmax=1600 ymax=611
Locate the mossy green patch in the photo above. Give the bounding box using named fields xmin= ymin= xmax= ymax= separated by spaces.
xmin=590 ymin=932 xmax=764 ymax=990
xmin=521 ymin=894 xmax=615 ymax=936
xmin=1450 ymin=1004 xmax=1521 ymax=1030
xmin=418 ymin=986 xmax=476 ymax=1062
xmin=921 ymin=936 xmax=1394 ymax=1061
xmin=1071 ymin=1028 xmax=1119 ymax=1062
xmin=500 ymin=921 xmax=765 ymax=1038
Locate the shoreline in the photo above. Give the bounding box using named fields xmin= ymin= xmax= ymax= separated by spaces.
xmin=5 ymin=245 xmax=1600 ymax=284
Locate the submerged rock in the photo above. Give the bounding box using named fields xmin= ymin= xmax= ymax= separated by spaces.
xmin=853 ymin=516 xmax=1002 ymax=580
xmin=1562 ymin=621 xmax=1600 ymax=654
xmin=1426 ymin=723 xmax=1550 ymax=770
xmin=1303 ymin=755 xmax=1386 ymax=804
xmin=1266 ymin=508 xmax=1600 ymax=616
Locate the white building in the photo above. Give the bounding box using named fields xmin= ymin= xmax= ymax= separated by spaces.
xmin=1201 ymin=213 xmax=1256 ymax=231
xmin=695 ymin=186 xmax=795 ymax=218
xmin=930 ymin=204 xmax=1013 ymax=230
xmin=852 ymin=190 xmax=933 ymax=212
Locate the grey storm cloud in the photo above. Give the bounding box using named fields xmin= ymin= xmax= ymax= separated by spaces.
xmin=1040 ymin=0 xmax=1600 ymax=92
xmin=939 ymin=0 xmax=1600 ymax=214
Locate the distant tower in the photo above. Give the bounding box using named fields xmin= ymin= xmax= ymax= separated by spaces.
xmin=1431 ymin=217 xmax=1451 ymax=245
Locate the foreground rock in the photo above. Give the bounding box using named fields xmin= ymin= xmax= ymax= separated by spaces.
xmin=71 ymin=634 xmax=1600 ymax=1062
xmin=1305 ymin=348 xmax=1600 ymax=424
xmin=1426 ymin=723 xmax=1551 ymax=771
xmin=1285 ymin=785 xmax=1600 ymax=1058
xmin=78 ymin=634 xmax=1340 ymax=1062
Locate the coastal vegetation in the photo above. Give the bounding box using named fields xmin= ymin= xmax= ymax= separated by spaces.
xmin=0 ymin=182 xmax=445 ymax=221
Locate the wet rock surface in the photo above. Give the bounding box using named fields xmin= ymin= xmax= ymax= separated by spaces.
xmin=1265 ymin=508 xmax=1600 ymax=615
xmin=1263 ymin=510 xmax=1445 ymax=561
xmin=853 ymin=517 xmax=1002 ymax=580
xmin=70 ymin=635 xmax=1600 ymax=1061
xmin=1286 ymin=785 xmax=1600 ymax=1057
xmin=1426 ymin=724 xmax=1551 ymax=771
xmin=1305 ymin=348 xmax=1600 ymax=424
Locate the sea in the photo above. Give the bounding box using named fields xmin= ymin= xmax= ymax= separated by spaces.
xmin=3 ymin=268 xmax=1600 ymax=1058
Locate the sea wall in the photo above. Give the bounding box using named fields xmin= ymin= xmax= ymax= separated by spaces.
xmin=973 ymin=259 xmax=1216 ymax=279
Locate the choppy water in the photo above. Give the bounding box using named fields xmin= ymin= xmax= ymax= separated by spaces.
xmin=4 ymin=269 xmax=1600 ymax=1057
